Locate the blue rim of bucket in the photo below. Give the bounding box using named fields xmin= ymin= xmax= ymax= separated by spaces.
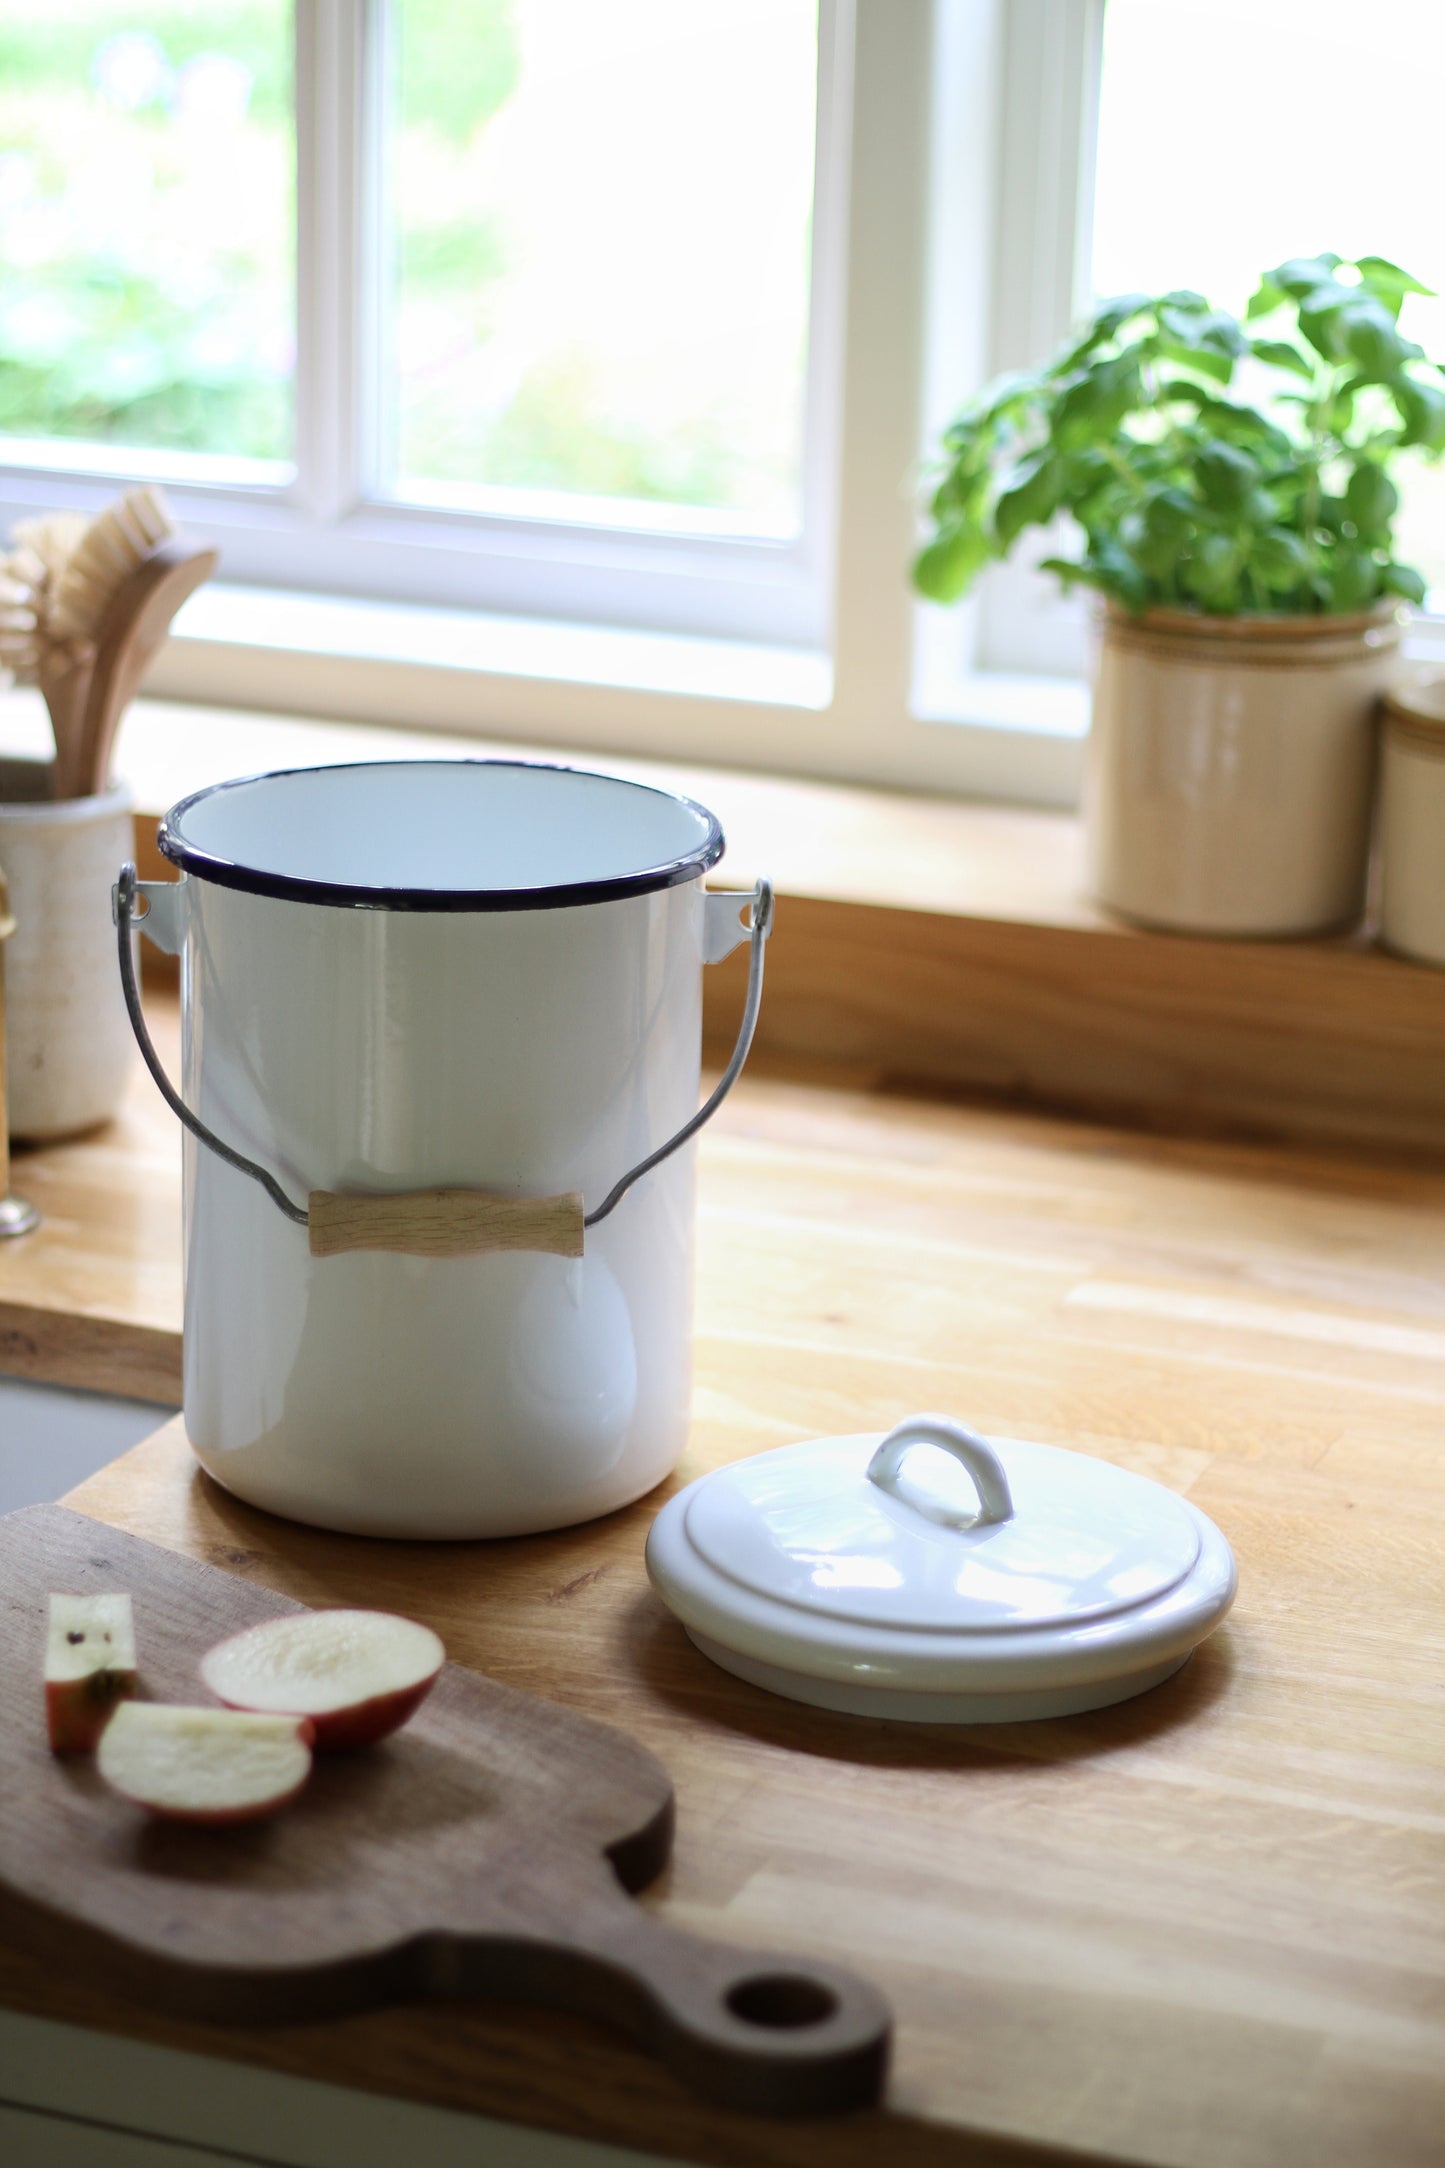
xmin=157 ymin=758 xmax=727 ymax=912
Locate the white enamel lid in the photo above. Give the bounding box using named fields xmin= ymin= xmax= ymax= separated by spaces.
xmin=645 ymin=1415 xmax=1237 ymax=1724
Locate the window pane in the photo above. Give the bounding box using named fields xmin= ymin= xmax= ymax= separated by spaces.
xmin=0 ymin=2 xmax=293 ymax=467
xmin=387 ymin=0 xmax=817 ymax=534
xmin=1091 ymin=0 xmax=1445 ymax=597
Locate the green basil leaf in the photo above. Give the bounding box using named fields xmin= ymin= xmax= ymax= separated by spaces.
xmin=1158 ymin=341 xmax=1234 ymax=385
xmin=1183 ymin=394 xmax=1294 ymax=454
xmin=1049 ymin=353 xmax=1141 ymax=450
xmin=993 ymin=454 xmax=1065 ymax=548
xmin=1091 ymin=292 xmax=1153 ymax=340
xmin=1299 ymin=300 xmax=1348 ymax=363
xmin=1327 ymin=385 xmax=1356 ymax=434
xmin=1328 ymin=548 xmax=1379 ymax=612
xmin=1267 ymin=254 xmax=1343 ymax=299
xmin=1245 ymin=280 xmax=1286 ymax=320
xmin=1380 ymin=561 xmax=1427 ymax=604
xmin=1056 ymin=298 xmax=1150 ymax=373
xmin=1395 ymin=374 xmax=1445 ymax=451
xmin=931 ymin=469 xmax=991 ymax=525
xmin=1198 ymin=311 xmax=1248 ymax=358
xmin=1354 ymin=256 xmax=1434 ymax=316
xmin=912 ymin=524 xmax=989 ymax=603
xmin=1196 ymin=440 xmax=1260 ymax=510
xmin=1355 ymin=255 xmax=1431 ymax=290
xmin=1159 ymin=306 xmax=1246 ymax=357
xmin=1181 ymin=531 xmax=1244 ymax=606
xmin=1145 ymin=490 xmax=1196 ymax=538
xmin=1343 ymin=461 xmax=1398 ymax=535
xmin=1160 ymin=377 xmax=1214 ymax=406
xmin=1037 ymin=555 xmax=1091 ymax=588
xmin=979 ymin=369 xmax=1037 ymax=422
xmin=1341 ymin=301 xmax=1418 ymax=378
xmin=1131 ymin=522 xmax=1185 ymax=579
xmin=1088 ymin=537 xmax=1150 ymax=611
xmin=1253 ymin=528 xmax=1315 ymax=591
xmin=1251 ymin=339 xmax=1314 ymax=378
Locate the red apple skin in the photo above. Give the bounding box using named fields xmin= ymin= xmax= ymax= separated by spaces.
xmin=104 ymin=1718 xmax=316 ymax=1824
xmin=46 ymin=1668 xmax=136 ymax=1755
xmin=211 ymin=1673 xmax=439 ymax=1752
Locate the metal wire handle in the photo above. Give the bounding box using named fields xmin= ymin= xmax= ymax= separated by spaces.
xmin=114 ymin=862 xmax=773 ymax=1239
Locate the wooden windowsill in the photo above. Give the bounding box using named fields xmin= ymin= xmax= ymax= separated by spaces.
xmin=4 ymin=686 xmax=1444 ymax=1159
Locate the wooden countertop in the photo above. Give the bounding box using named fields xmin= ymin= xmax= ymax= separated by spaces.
xmin=2 ymin=1012 xmax=1444 ymax=2166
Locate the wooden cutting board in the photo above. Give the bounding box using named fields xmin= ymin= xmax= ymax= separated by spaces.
xmin=0 ymin=1503 xmax=890 ymax=2116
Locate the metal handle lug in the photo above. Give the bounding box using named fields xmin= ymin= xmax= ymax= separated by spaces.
xmin=112 ymin=875 xmax=187 ymax=956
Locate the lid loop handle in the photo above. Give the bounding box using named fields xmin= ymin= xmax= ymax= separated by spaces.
xmin=865 ymin=1415 xmax=1014 ymax=1531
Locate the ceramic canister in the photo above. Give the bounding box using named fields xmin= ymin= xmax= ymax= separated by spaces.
xmin=0 ymin=757 xmax=135 ymax=1141
xmin=1379 ymin=676 xmax=1445 ymax=967
xmin=1087 ymin=605 xmax=1400 ymax=936
xmin=116 ymin=759 xmax=771 ymax=1540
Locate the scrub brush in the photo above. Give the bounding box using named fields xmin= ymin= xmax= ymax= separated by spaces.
xmin=49 ymin=485 xmax=174 ymax=646
xmin=0 ymin=514 xmax=96 ymax=799
xmin=0 ymin=513 xmax=89 ymax=674
xmin=72 ymin=531 xmax=218 ymax=798
xmin=0 ymin=487 xmax=216 ymax=800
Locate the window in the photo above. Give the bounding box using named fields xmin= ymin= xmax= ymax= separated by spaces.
xmin=0 ymin=2 xmax=1077 ymax=802
xmin=0 ymin=2 xmax=832 ymax=641
xmin=6 ymin=4 xmax=1435 ymax=808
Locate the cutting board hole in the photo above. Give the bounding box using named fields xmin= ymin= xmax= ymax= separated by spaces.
xmin=726 ymin=1973 xmax=838 ymax=2029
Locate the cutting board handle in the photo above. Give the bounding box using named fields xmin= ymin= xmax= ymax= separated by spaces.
xmin=430 ymin=1853 xmax=891 ymax=2115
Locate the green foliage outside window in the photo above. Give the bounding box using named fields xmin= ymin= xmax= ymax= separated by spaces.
xmin=0 ymin=2 xmax=294 ymax=460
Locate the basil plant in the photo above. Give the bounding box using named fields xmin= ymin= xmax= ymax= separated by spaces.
xmin=914 ymin=255 xmax=1445 ymax=618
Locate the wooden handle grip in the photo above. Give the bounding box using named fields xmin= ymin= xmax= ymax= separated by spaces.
xmin=433 ymin=1865 xmax=892 ymax=2115
xmin=307 ymin=1189 xmax=585 ymax=1260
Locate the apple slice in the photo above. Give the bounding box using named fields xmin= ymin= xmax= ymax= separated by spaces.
xmin=46 ymin=1593 xmax=137 ymax=1752
xmin=200 ymin=1610 xmax=445 ymax=1751
xmin=97 ymin=1703 xmax=314 ymax=1822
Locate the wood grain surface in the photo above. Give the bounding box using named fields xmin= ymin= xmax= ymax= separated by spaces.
xmin=0 ymin=1504 xmax=886 ymax=2115
xmin=2 ymin=1007 xmax=1445 ymax=2164
xmin=701 ymin=892 xmax=1445 ymax=1160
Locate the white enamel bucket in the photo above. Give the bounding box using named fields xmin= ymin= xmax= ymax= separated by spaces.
xmin=114 ymin=759 xmax=771 ymax=1539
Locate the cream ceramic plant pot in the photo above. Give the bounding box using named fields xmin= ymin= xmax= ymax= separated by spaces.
xmin=1378 ymin=676 xmax=1445 ymax=966
xmin=0 ymin=758 xmax=135 ymax=1141
xmin=1085 ymin=605 xmax=1402 ymax=936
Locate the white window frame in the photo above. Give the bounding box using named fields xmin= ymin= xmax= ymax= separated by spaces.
xmin=0 ymin=1 xmax=1132 ymax=808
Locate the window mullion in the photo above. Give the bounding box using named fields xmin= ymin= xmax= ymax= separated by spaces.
xmin=990 ymin=0 xmax=1104 ymax=374
xmin=793 ymin=0 xmax=849 ymax=647
xmin=294 ymin=0 xmax=367 ymax=525
xmin=974 ymin=0 xmax=1104 ymax=680
xmin=826 ymin=0 xmax=931 ymax=749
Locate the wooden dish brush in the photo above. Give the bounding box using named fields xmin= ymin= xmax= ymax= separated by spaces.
xmin=0 ymin=488 xmax=217 ymax=802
